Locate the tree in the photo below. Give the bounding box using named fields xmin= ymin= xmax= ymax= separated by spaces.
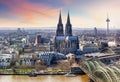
xmin=34 ymin=60 xmax=47 ymax=71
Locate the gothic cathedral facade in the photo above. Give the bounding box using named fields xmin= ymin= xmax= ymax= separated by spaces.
xmin=50 ymin=12 xmax=79 ymax=55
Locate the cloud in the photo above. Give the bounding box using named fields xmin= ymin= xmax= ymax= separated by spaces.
xmin=0 ymin=0 xmax=120 ymax=29
xmin=0 ymin=0 xmax=61 ymax=24
xmin=61 ymin=0 xmax=73 ymax=5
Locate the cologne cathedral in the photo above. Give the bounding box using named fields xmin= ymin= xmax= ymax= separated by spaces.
xmin=50 ymin=12 xmax=79 ymax=55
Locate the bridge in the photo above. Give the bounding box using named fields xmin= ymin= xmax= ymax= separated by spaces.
xmin=77 ymin=54 xmax=120 ymax=82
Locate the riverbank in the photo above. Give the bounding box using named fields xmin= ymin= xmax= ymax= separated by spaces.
xmin=0 ymin=72 xmax=85 ymax=76
xmin=0 ymin=67 xmax=85 ymax=75
xmin=0 ymin=72 xmax=67 ymax=75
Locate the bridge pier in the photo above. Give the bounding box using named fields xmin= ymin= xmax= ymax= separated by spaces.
xmin=88 ymin=78 xmax=95 ymax=82
xmin=71 ymin=67 xmax=85 ymax=75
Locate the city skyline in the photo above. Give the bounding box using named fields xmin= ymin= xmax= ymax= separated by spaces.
xmin=0 ymin=0 xmax=120 ymax=29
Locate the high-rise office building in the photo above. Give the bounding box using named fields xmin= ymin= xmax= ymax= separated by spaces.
xmin=94 ymin=27 xmax=97 ymax=38
xmin=34 ymin=34 xmax=42 ymax=46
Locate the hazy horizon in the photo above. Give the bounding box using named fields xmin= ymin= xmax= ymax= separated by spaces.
xmin=0 ymin=26 xmax=120 ymax=30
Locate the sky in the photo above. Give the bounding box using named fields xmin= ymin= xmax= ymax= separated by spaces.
xmin=0 ymin=0 xmax=120 ymax=29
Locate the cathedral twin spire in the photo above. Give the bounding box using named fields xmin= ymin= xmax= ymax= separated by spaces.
xmin=56 ymin=11 xmax=72 ymax=36
xmin=56 ymin=11 xmax=64 ymax=36
xmin=58 ymin=11 xmax=62 ymax=25
xmin=65 ymin=12 xmax=72 ymax=36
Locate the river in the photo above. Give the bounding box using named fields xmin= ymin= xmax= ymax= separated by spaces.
xmin=0 ymin=75 xmax=88 ymax=82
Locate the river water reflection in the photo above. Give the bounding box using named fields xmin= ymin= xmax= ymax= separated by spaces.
xmin=0 ymin=75 xmax=88 ymax=82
